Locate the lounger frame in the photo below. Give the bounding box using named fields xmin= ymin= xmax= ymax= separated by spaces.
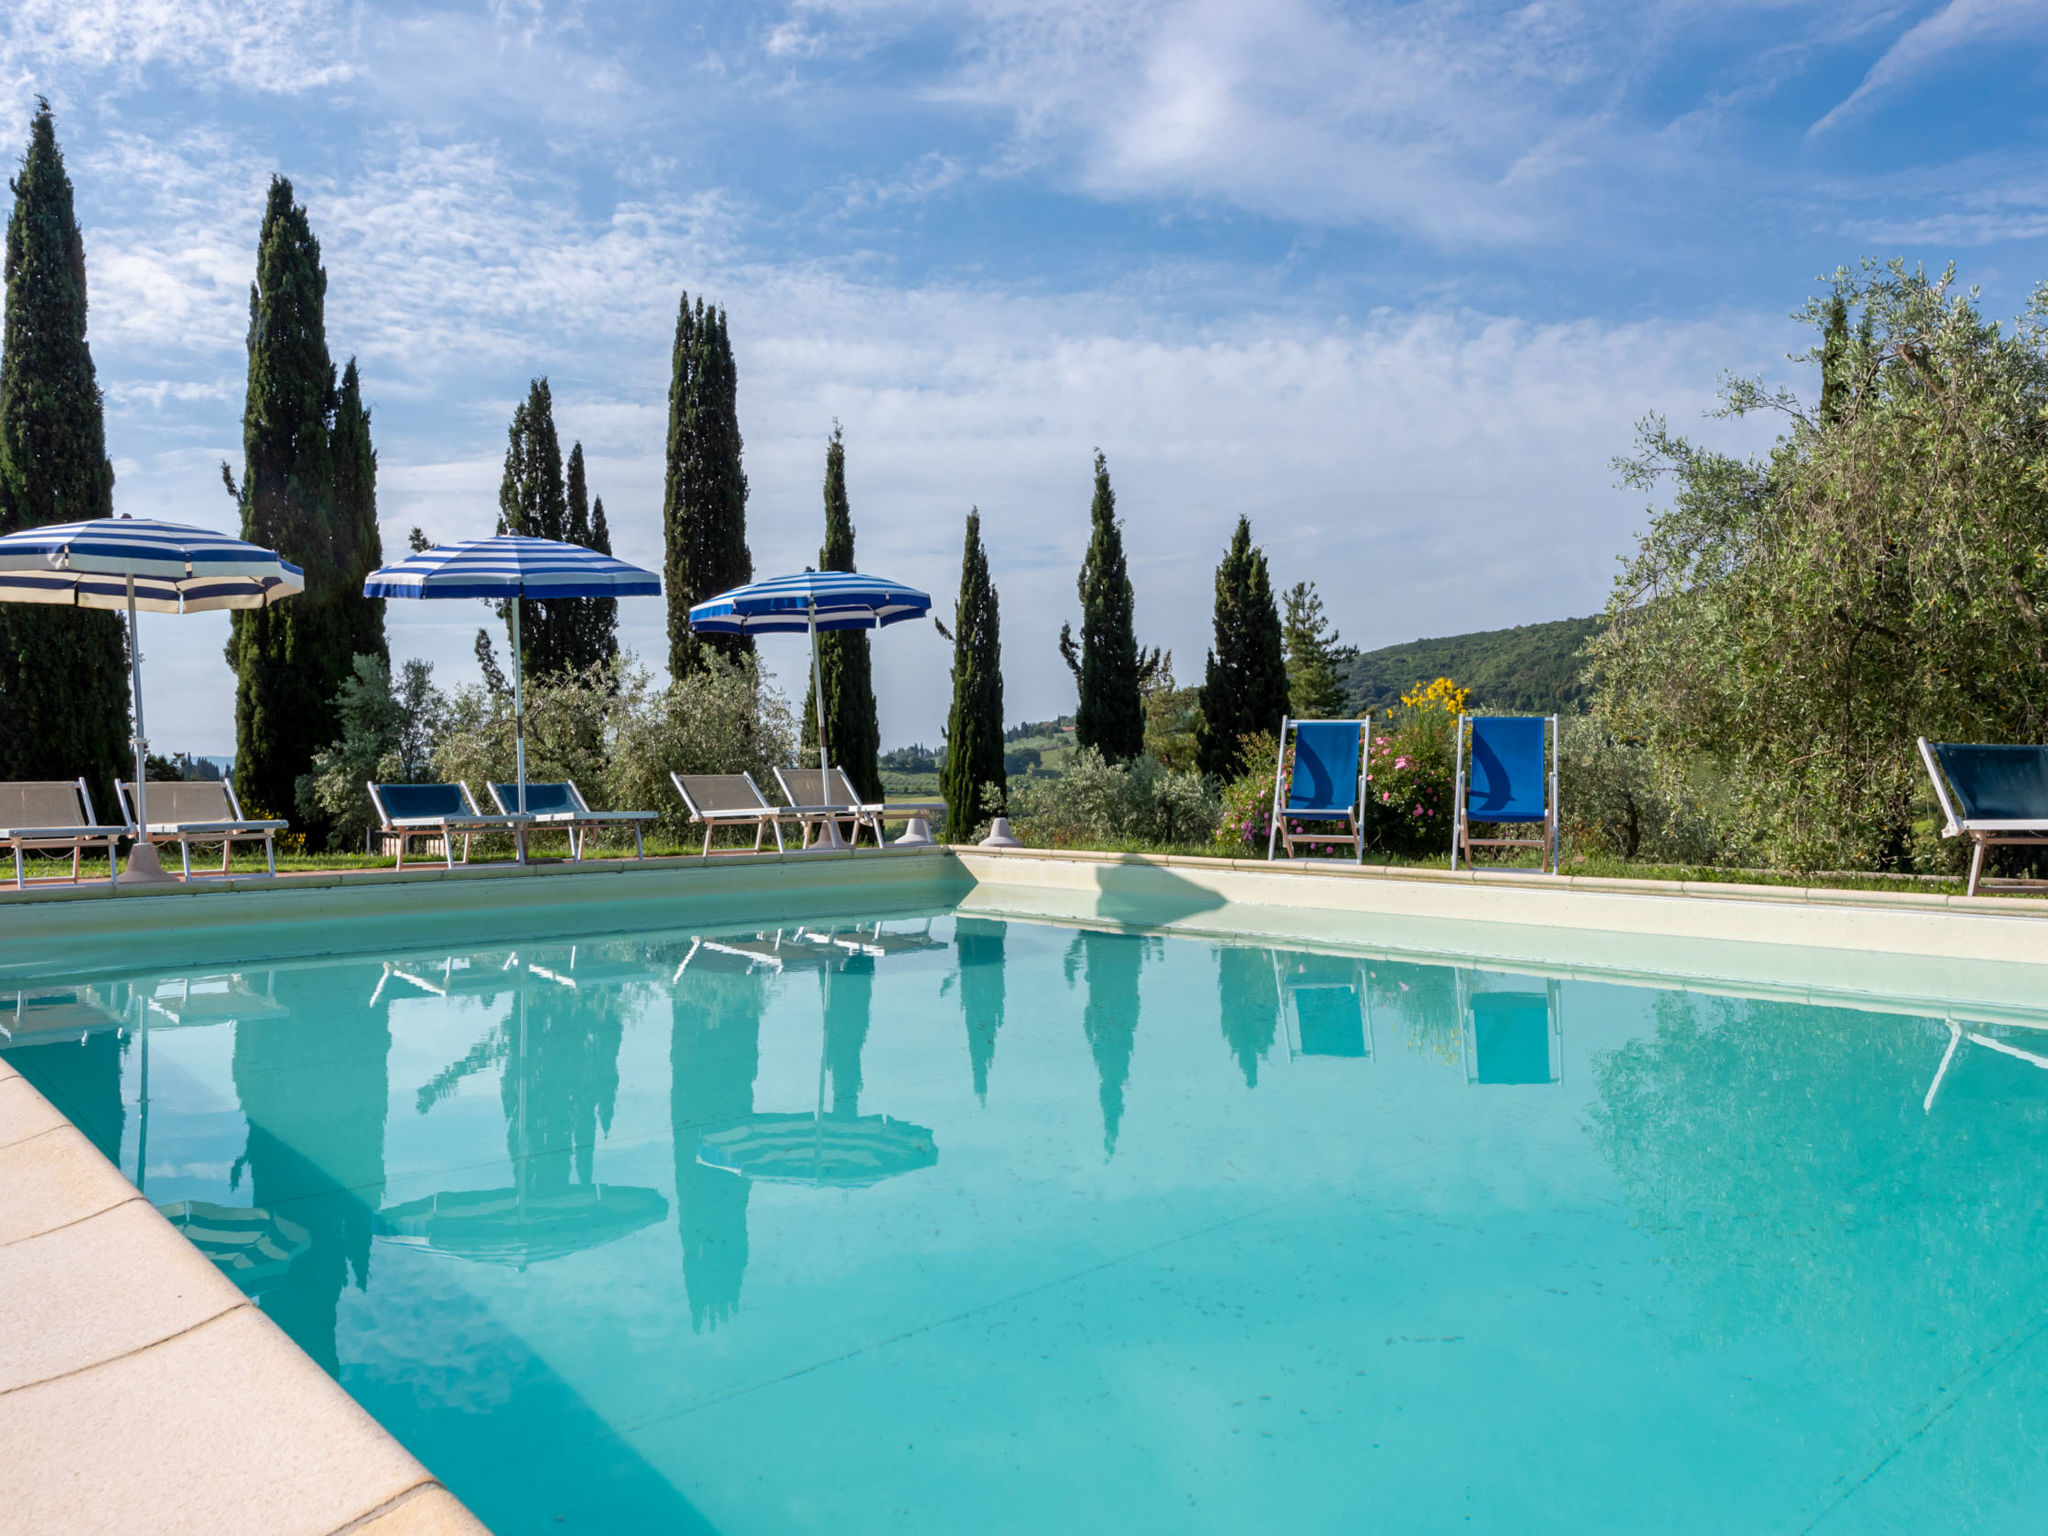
xmin=773 ymin=767 xmax=886 ymax=850
xmin=1266 ymin=716 xmax=1371 ymax=862
xmin=117 ymin=779 xmax=286 ymax=879
xmin=367 ymin=782 xmax=532 ymax=869
xmin=486 ymin=781 xmax=654 ymax=861
xmin=1918 ymin=736 xmax=2048 ymax=897
xmin=670 ymin=772 xmax=787 ymax=856
xmin=1451 ymin=713 xmax=1560 ymax=874
xmin=0 ymin=779 xmax=124 ymax=891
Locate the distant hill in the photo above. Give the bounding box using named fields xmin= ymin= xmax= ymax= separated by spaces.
xmin=1342 ymin=615 xmax=1604 ymax=716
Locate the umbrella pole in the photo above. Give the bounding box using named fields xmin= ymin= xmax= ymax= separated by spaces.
xmin=808 ymin=602 xmax=845 ymax=850
xmin=511 ymin=598 xmax=528 ymax=863
xmin=119 ymin=577 xmax=171 ymax=885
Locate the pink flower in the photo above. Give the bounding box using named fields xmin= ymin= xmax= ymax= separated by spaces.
xmin=1395 ymin=756 xmax=1411 ymax=770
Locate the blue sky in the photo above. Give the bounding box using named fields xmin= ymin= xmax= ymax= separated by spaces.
xmin=5 ymin=0 xmax=2046 ymax=755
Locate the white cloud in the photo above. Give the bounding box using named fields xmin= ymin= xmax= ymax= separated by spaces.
xmin=1811 ymin=0 xmax=2048 ymax=137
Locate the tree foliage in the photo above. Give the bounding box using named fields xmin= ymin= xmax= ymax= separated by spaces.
xmin=1282 ymin=580 xmax=1348 ymax=719
xmin=1343 ymin=616 xmax=1597 ymax=717
xmin=799 ymin=425 xmax=882 ymax=797
xmin=0 ymin=99 xmax=128 ymax=807
xmin=1592 ymin=262 xmax=2048 ymax=870
xmin=495 ymin=378 xmax=574 ymax=678
xmin=231 ymin=175 xmax=373 ymax=832
xmin=663 ymin=294 xmax=752 ymax=676
xmin=1062 ymin=451 xmax=1146 ymax=761
xmin=330 ymin=358 xmax=387 ymax=670
xmin=564 ymin=442 xmax=619 ymax=670
xmin=1196 ymin=516 xmax=1288 ymax=779
xmin=943 ymin=507 xmax=1005 ymax=836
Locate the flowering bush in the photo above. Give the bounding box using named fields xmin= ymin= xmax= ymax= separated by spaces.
xmin=1213 ymin=732 xmax=1281 ymax=852
xmin=1362 ymin=677 xmax=1463 ymax=858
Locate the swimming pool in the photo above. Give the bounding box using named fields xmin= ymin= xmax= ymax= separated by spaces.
xmin=8 ymin=895 xmax=2047 ymax=1534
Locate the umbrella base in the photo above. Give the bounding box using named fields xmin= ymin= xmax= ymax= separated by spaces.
xmin=119 ymin=840 xmax=179 ymax=886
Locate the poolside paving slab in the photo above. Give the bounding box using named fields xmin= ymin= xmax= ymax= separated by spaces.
xmin=0 ymin=1059 xmax=492 ymax=1536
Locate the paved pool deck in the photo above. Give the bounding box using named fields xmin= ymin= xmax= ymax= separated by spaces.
xmin=3 ymin=842 xmax=2045 ymax=1534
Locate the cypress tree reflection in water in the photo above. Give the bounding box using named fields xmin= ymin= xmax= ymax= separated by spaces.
xmin=823 ymin=953 xmax=873 ymax=1117
xmin=232 ymin=964 xmax=390 ymax=1377
xmin=670 ymin=949 xmax=770 ymax=1331
xmin=1216 ymin=946 xmax=1279 ymax=1087
xmin=953 ymin=917 xmax=1007 ymax=1103
xmin=9 ymin=1025 xmax=125 ymax=1164
xmin=1064 ymin=929 xmax=1150 ymax=1157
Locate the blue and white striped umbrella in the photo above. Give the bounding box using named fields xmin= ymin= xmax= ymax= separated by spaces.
xmin=686 ymin=569 xmax=929 ymax=634
xmin=362 ymin=534 xmax=660 ymax=601
xmin=0 ymin=516 xmax=303 ymax=885
xmin=0 ymin=516 xmax=303 ymax=612
xmin=364 ymin=535 xmax=661 ymax=828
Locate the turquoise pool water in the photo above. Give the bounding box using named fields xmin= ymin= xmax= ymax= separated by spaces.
xmin=8 ymin=903 xmax=2048 ymax=1534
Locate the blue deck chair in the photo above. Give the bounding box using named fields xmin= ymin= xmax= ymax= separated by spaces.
xmin=1458 ymin=972 xmax=1562 ymax=1086
xmin=1451 ymin=714 xmax=1558 ymax=873
xmin=1918 ymin=738 xmax=2048 ymax=896
xmin=1266 ymin=717 xmax=1370 ymax=861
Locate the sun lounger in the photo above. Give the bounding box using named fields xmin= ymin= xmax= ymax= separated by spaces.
xmin=367 ymin=782 xmax=532 ymax=869
xmin=670 ymin=772 xmax=787 ymax=855
xmin=773 ymin=766 xmax=886 ymax=849
xmin=1452 ymin=714 xmax=1559 ymax=873
xmin=1919 ymin=738 xmax=2048 ymax=896
xmin=118 ymin=779 xmax=287 ymax=878
xmin=0 ymin=780 xmax=125 ymax=890
xmin=1266 ymin=717 xmax=1370 ymax=861
xmin=487 ymin=781 xmax=656 ymax=861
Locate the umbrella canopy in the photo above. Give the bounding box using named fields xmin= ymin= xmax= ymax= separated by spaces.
xmin=687 ymin=571 xmax=931 ymax=827
xmin=0 ymin=516 xmax=302 ymax=884
xmin=0 ymin=515 xmax=304 ymax=611
xmin=697 ymin=1112 xmax=938 ymax=1188
xmin=374 ymin=1183 xmax=670 ymax=1267
xmin=686 ymin=569 xmax=931 ymax=635
xmin=362 ymin=535 xmax=660 ymax=827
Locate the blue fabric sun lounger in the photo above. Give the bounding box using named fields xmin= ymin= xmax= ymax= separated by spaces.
xmin=367 ymin=782 xmax=531 ymax=869
xmin=1266 ymin=717 xmax=1370 ymax=861
xmin=1918 ymin=737 xmax=2048 ymax=896
xmin=1451 ymin=714 xmax=1559 ymax=873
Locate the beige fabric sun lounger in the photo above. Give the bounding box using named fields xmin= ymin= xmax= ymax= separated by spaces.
xmin=670 ymin=772 xmax=786 ymax=856
xmin=773 ymin=767 xmax=886 ymax=849
xmin=118 ymin=779 xmax=288 ymax=878
xmin=486 ymin=781 xmax=656 ymax=860
xmin=368 ymin=782 xmax=533 ymax=869
xmin=0 ymin=780 xmax=125 ymax=890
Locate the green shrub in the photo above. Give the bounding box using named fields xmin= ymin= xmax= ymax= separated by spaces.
xmin=1557 ymin=716 xmax=1729 ymax=865
xmin=1009 ymin=747 xmax=1219 ymax=848
xmin=298 ymin=655 xmax=448 ymax=849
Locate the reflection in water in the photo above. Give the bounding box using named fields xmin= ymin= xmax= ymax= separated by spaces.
xmin=823 ymin=955 xmax=873 ymax=1117
xmin=233 ymin=965 xmax=390 ymax=1377
xmin=1591 ymin=990 xmax=2048 ymax=1523
xmin=1065 ymin=930 xmax=1150 ymax=1157
xmin=1273 ymin=951 xmax=1371 ymax=1062
xmin=386 ymin=950 xmax=660 ymax=1270
xmin=670 ymin=944 xmax=769 ymax=1332
xmin=1216 ymin=947 xmax=1278 ymax=1086
xmin=1459 ymin=973 xmax=1561 ymax=1085
xmin=952 ymin=917 xmax=1007 ymax=1103
xmin=7 ymin=1021 xmax=126 ymax=1164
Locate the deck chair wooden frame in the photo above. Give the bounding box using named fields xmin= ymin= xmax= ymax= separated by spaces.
xmin=1266 ymin=717 xmax=1371 ymax=862
xmin=772 ymin=766 xmax=886 ymax=850
xmin=669 ymin=772 xmax=787 ymax=856
xmin=486 ymin=781 xmax=655 ymax=861
xmin=0 ymin=780 xmax=125 ymax=891
xmin=1918 ymin=737 xmax=2048 ymax=897
xmin=117 ymin=779 xmax=286 ymax=879
xmin=1451 ymin=714 xmax=1559 ymax=874
xmin=367 ymin=782 xmax=532 ymax=869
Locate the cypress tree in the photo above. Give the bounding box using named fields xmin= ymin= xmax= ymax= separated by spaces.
xmin=0 ymin=100 xmax=128 ymax=808
xmin=562 ymin=442 xmax=617 ymax=671
xmin=800 ymin=426 xmax=882 ymax=797
xmin=942 ymin=507 xmax=1004 ymax=837
xmin=663 ymin=294 xmax=752 ymax=676
xmin=1064 ymin=451 xmax=1144 ymax=760
xmin=496 ymin=378 xmax=572 ymax=679
xmin=330 ymin=357 xmax=386 ymax=670
xmin=231 ymin=175 xmax=345 ymax=827
xmin=1196 ymin=516 xmax=1288 ymax=779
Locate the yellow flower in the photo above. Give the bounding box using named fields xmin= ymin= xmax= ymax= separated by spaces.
xmin=1400 ymin=676 xmax=1470 ymax=716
